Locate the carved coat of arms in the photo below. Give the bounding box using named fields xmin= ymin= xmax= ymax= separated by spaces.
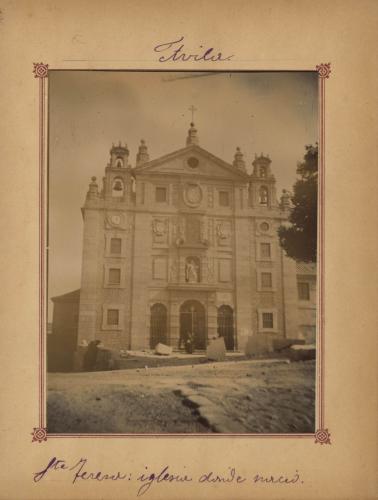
xmin=184 ymin=183 xmax=202 ymax=207
xmin=216 ymin=221 xmax=231 ymax=240
xmin=152 ymin=219 xmax=166 ymax=236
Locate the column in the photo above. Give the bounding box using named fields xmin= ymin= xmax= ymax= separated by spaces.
xmin=130 ymin=212 xmax=152 ymax=349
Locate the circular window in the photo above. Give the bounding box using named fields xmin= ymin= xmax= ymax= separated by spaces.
xmin=260 ymin=222 xmax=270 ymax=232
xmin=187 ymin=157 xmax=199 ymax=168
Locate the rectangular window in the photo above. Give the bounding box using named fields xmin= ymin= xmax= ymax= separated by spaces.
xmin=108 ymin=268 xmax=121 ymax=284
xmin=262 ymin=312 xmax=274 ymax=329
xmin=107 ymin=309 xmax=119 ymax=326
xmin=260 ymin=242 xmax=271 ymax=258
xmin=219 ymin=191 xmax=230 ymax=207
xmin=155 ymin=186 xmax=167 ymax=202
xmin=261 ymin=272 xmax=272 ymax=288
xmin=110 ymin=237 xmax=122 ymax=254
xmin=298 ymin=282 xmax=310 ymax=300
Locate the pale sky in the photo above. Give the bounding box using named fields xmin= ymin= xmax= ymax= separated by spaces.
xmin=48 ymin=70 xmax=318 ymax=319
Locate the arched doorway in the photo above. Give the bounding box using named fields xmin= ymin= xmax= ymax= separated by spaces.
xmin=217 ymin=305 xmax=235 ymax=351
xmin=179 ymin=300 xmax=206 ymax=351
xmin=150 ymin=303 xmax=168 ymax=348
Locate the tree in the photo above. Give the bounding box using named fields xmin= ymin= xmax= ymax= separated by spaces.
xmin=278 ymin=144 xmax=318 ymax=263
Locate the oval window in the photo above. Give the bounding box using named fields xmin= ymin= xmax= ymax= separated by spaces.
xmin=187 ymin=157 xmax=199 ymax=168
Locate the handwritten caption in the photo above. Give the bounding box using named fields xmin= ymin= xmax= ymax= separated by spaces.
xmin=153 ymin=36 xmax=234 ymax=63
xmin=34 ymin=457 xmax=303 ymax=497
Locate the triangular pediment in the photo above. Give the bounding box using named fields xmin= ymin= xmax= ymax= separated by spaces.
xmin=133 ymin=144 xmax=249 ymax=181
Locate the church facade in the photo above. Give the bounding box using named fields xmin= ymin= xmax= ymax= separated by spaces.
xmin=76 ymin=123 xmax=316 ymax=352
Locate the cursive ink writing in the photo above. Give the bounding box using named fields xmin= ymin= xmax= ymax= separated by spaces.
xmin=199 ymin=467 xmax=246 ymax=484
xmin=137 ymin=465 xmax=192 ymax=497
xmin=70 ymin=458 xmax=128 ymax=484
xmin=34 ymin=456 xmax=70 ymax=482
xmin=253 ymin=470 xmax=302 ymax=484
xmin=33 ymin=457 xmax=303 ymax=496
xmin=153 ymin=36 xmax=234 ymax=63
xmin=34 ymin=457 xmax=129 ymax=484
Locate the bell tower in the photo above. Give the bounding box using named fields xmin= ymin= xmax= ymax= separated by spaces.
xmin=249 ymin=153 xmax=278 ymax=208
xmin=103 ymin=141 xmax=132 ymax=202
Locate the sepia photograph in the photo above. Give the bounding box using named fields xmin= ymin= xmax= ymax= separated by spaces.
xmin=46 ymin=70 xmax=318 ymax=434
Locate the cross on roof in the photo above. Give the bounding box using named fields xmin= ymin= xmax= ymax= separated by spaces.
xmin=188 ymin=105 xmax=197 ymax=122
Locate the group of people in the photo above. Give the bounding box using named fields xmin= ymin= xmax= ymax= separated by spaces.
xmin=179 ymin=331 xmax=195 ymax=354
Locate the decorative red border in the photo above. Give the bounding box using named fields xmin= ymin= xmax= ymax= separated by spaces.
xmin=34 ymin=63 xmax=48 ymax=443
xmin=315 ymin=62 xmax=331 ymax=445
xmin=33 ymin=63 xmax=330 ymax=444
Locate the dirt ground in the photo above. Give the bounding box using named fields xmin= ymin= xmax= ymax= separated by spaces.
xmin=47 ymin=359 xmax=315 ymax=434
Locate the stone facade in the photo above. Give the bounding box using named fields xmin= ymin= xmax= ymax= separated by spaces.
xmin=76 ymin=124 xmax=316 ymax=351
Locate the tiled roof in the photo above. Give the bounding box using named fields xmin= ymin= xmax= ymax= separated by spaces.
xmin=51 ymin=289 xmax=81 ymax=303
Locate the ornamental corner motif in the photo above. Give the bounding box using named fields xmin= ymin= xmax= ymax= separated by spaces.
xmin=316 ymin=63 xmax=331 ymax=79
xmin=314 ymin=428 xmax=331 ymax=445
xmin=33 ymin=63 xmax=49 ymax=79
xmin=31 ymin=427 xmax=47 ymax=443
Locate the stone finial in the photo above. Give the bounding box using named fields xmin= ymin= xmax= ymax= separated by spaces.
xmin=186 ymin=122 xmax=199 ymax=146
xmin=280 ymin=189 xmax=291 ymax=209
xmin=87 ymin=176 xmax=99 ymax=199
xmin=136 ymin=139 xmax=150 ymax=166
xmin=232 ymin=146 xmax=246 ymax=171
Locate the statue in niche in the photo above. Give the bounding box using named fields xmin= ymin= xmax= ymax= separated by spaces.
xmin=185 ymin=258 xmax=199 ymax=283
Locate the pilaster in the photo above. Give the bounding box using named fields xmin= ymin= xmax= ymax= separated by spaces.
xmin=77 ymin=208 xmax=102 ymax=344
xmin=234 ymin=217 xmax=253 ymax=350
